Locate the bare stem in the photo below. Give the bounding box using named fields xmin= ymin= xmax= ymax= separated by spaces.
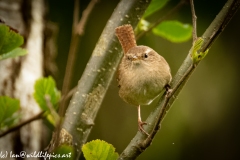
xmin=50 ymin=0 xmax=98 ymax=152
xmin=0 ymin=111 xmax=45 ymax=138
xmin=60 ymin=0 xmax=98 ymax=114
xmin=60 ymin=86 xmax=77 ymax=103
xmin=190 ymin=0 xmax=197 ymax=41
xmin=60 ymin=0 xmax=80 ymax=115
xmin=60 ymin=0 xmax=98 ymax=118
xmin=77 ymin=0 xmax=98 ymax=35
xmin=45 ymin=95 xmax=60 ymax=125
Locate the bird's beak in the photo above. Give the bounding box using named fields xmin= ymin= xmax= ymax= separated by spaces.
xmin=132 ymin=55 xmax=140 ymax=61
xmin=131 ymin=55 xmax=142 ymax=66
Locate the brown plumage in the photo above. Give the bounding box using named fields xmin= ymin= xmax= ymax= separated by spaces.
xmin=115 ymin=25 xmax=172 ymax=136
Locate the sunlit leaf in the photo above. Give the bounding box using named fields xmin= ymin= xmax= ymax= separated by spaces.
xmin=153 ymin=20 xmax=192 ymax=43
xmin=33 ymin=76 xmax=61 ymax=111
xmin=0 ymin=24 xmax=24 ymax=55
xmin=143 ymin=0 xmax=169 ymax=18
xmin=82 ymin=139 xmax=119 ymax=160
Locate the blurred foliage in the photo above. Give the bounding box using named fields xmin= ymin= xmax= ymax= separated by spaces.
xmin=143 ymin=0 xmax=169 ymax=18
xmin=47 ymin=0 xmax=240 ymax=159
xmin=53 ymin=145 xmax=74 ymax=160
xmin=0 ymin=47 xmax=27 ymax=60
xmin=0 ymin=96 xmax=20 ymax=130
xmin=152 ymin=20 xmax=192 ymax=43
xmin=137 ymin=0 xmax=192 ymax=43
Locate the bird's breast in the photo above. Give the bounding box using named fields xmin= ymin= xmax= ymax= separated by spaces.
xmin=118 ymin=67 xmax=165 ymax=106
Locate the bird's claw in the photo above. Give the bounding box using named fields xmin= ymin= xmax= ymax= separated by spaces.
xmin=138 ymin=121 xmax=149 ymax=136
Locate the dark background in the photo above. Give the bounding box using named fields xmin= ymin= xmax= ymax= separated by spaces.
xmin=47 ymin=0 xmax=240 ymax=159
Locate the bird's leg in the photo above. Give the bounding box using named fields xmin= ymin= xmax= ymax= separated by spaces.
xmin=165 ymin=84 xmax=172 ymax=98
xmin=137 ymin=105 xmax=149 ymax=136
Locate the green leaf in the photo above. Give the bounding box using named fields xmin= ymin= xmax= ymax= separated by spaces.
xmin=52 ymin=145 xmax=74 ymax=160
xmin=0 ymin=96 xmax=20 ymax=129
xmin=153 ymin=20 xmax=192 ymax=43
xmin=0 ymin=24 xmax=24 ymax=55
xmin=143 ymin=0 xmax=169 ymax=18
xmin=0 ymin=47 xmax=27 ymax=60
xmin=82 ymin=139 xmax=119 ymax=160
xmin=33 ymin=76 xmax=61 ymax=111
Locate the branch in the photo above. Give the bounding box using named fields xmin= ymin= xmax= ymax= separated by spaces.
xmin=50 ymin=0 xmax=152 ymax=158
xmin=60 ymin=86 xmax=77 ymax=102
xmin=0 ymin=111 xmax=45 ymax=138
xmin=55 ymin=0 xmax=97 ymax=148
xmin=60 ymin=0 xmax=80 ymax=114
xmin=119 ymin=0 xmax=240 ymax=159
xmin=76 ymin=0 xmax=98 ymax=35
xmin=60 ymin=0 xmax=98 ymax=115
xmin=45 ymin=95 xmax=60 ymax=125
xmin=50 ymin=0 xmax=98 ymax=151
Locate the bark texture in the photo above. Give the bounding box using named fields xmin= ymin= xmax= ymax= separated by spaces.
xmin=0 ymin=0 xmax=46 ymax=158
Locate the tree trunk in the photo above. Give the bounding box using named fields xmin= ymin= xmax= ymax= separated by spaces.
xmin=0 ymin=0 xmax=45 ymax=158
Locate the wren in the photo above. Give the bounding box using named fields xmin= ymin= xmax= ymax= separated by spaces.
xmin=115 ymin=24 xmax=172 ymax=136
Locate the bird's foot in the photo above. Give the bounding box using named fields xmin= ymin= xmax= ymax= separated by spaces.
xmin=138 ymin=120 xmax=149 ymax=136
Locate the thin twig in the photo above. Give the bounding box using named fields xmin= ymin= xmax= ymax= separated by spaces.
xmin=77 ymin=0 xmax=98 ymax=35
xmin=51 ymin=0 xmax=80 ymax=151
xmin=60 ymin=86 xmax=77 ymax=103
xmin=136 ymin=0 xmax=188 ymax=40
xmin=0 ymin=111 xmax=45 ymax=138
xmin=60 ymin=0 xmax=98 ymax=117
xmin=49 ymin=0 xmax=98 ymax=152
xmin=45 ymin=95 xmax=60 ymax=125
xmin=190 ymin=0 xmax=197 ymax=41
xmin=60 ymin=0 xmax=80 ymax=115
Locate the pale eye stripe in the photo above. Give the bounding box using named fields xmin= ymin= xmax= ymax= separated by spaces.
xmin=145 ymin=48 xmax=152 ymax=54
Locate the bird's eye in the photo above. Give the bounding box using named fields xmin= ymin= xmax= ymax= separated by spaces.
xmin=144 ymin=53 xmax=148 ymax=58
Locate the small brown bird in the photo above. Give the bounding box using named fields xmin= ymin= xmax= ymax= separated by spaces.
xmin=115 ymin=24 xmax=172 ymax=135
